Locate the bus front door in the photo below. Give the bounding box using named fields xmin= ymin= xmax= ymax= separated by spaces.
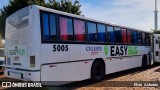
xmin=154 ymin=35 xmax=160 ymax=63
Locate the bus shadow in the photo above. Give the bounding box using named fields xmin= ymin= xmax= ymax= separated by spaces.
xmin=155 ymin=68 xmax=160 ymax=72
xmin=154 ymin=63 xmax=160 ymax=72
xmin=60 ymin=63 xmax=160 ymax=89
xmin=0 ymin=63 xmax=159 ymax=90
xmin=0 ymin=77 xmax=21 ymax=83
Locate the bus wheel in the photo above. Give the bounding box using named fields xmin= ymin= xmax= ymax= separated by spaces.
xmin=91 ymin=60 xmax=105 ymax=81
xmin=148 ymin=52 xmax=152 ymax=66
xmin=142 ymin=55 xmax=147 ymax=69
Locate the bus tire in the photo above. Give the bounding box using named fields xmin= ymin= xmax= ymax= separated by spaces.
xmin=148 ymin=52 xmax=152 ymax=66
xmin=91 ymin=60 xmax=105 ymax=81
xmin=142 ymin=55 xmax=147 ymax=69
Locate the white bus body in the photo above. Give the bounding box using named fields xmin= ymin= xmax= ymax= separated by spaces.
xmin=152 ymin=34 xmax=160 ymax=62
xmin=4 ymin=5 xmax=159 ymax=85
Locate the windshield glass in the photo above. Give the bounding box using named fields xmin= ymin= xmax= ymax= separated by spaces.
xmin=7 ymin=7 xmax=29 ymax=29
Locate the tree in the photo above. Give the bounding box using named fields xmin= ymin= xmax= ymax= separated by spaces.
xmin=153 ymin=30 xmax=160 ymax=34
xmin=0 ymin=0 xmax=29 ymax=39
xmin=46 ymin=0 xmax=81 ymax=15
xmin=0 ymin=0 xmax=82 ymax=39
xmin=1 ymin=0 xmax=29 ymax=17
xmin=71 ymin=0 xmax=82 ymax=15
xmin=1 ymin=0 xmax=46 ymax=17
xmin=28 ymin=0 xmax=45 ymax=7
xmin=0 ymin=15 xmax=5 ymax=38
xmin=46 ymin=0 xmax=60 ymax=10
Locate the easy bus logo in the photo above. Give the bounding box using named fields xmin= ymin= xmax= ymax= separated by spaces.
xmin=104 ymin=45 xmax=109 ymax=56
xmin=104 ymin=45 xmax=138 ymax=57
xmin=128 ymin=46 xmax=138 ymax=55
xmin=9 ymin=46 xmax=25 ymax=56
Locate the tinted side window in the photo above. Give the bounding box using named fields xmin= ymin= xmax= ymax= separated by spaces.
xmin=107 ymin=26 xmax=114 ymax=43
xmin=49 ymin=14 xmax=57 ymax=40
xmin=130 ymin=30 xmax=134 ymax=44
xmin=74 ymin=19 xmax=86 ymax=41
xmin=145 ymin=33 xmax=150 ymax=45
xmin=142 ymin=33 xmax=145 ymax=45
xmin=87 ymin=22 xmax=97 ymax=42
xmin=42 ymin=13 xmax=50 ymax=41
xmin=127 ymin=30 xmax=131 ymax=44
xmin=133 ymin=31 xmax=137 ymax=44
xmin=97 ymin=24 xmax=106 ymax=42
xmin=59 ymin=17 xmax=74 ymax=41
xmin=121 ymin=28 xmax=127 ymax=44
xmin=149 ymin=34 xmax=151 ymax=46
xmin=114 ymin=27 xmax=122 ymax=43
xmin=137 ymin=32 xmax=142 ymax=44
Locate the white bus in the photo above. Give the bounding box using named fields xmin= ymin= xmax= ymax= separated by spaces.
xmin=4 ymin=5 xmax=160 ymax=85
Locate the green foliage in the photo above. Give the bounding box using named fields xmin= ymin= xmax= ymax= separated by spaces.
xmin=0 ymin=0 xmax=82 ymax=39
xmin=152 ymin=29 xmax=160 ymax=34
xmin=0 ymin=0 xmax=30 ymax=39
xmin=72 ymin=0 xmax=82 ymax=15
xmin=1 ymin=0 xmax=29 ymax=17
xmin=46 ymin=0 xmax=82 ymax=15
xmin=28 ymin=0 xmax=45 ymax=7
xmin=47 ymin=0 xmax=60 ymax=10
xmin=0 ymin=15 xmax=5 ymax=38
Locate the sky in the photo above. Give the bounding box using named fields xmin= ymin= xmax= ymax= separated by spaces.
xmin=0 ymin=0 xmax=8 ymax=9
xmin=0 ymin=0 xmax=159 ymax=32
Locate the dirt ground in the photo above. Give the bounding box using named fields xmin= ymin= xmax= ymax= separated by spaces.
xmin=75 ymin=63 xmax=160 ymax=90
xmin=0 ymin=63 xmax=159 ymax=90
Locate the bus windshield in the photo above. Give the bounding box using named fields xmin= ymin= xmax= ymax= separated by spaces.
xmin=7 ymin=7 xmax=29 ymax=30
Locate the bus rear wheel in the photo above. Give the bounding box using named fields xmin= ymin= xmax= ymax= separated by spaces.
xmin=142 ymin=55 xmax=147 ymax=69
xmin=91 ymin=60 xmax=105 ymax=81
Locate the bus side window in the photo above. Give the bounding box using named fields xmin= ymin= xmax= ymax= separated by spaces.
xmin=74 ymin=19 xmax=86 ymax=41
xmin=59 ymin=17 xmax=74 ymax=41
xmin=114 ymin=27 xmax=122 ymax=44
xmin=137 ymin=32 xmax=142 ymax=45
xmin=145 ymin=33 xmax=150 ymax=46
xmin=149 ymin=34 xmax=152 ymax=45
xmin=127 ymin=30 xmax=131 ymax=44
xmin=87 ymin=22 xmax=97 ymax=42
xmin=133 ymin=31 xmax=137 ymax=45
xmin=97 ymin=24 xmax=106 ymax=42
xmin=107 ymin=26 xmax=114 ymax=43
xmin=49 ymin=14 xmax=57 ymax=41
xmin=130 ymin=30 xmax=134 ymax=44
xmin=121 ymin=28 xmax=127 ymax=44
xmin=41 ymin=13 xmax=50 ymax=41
xmin=142 ymin=32 xmax=146 ymax=45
